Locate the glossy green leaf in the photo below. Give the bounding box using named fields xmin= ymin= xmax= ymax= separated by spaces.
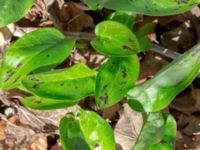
xmin=133 ymin=112 xmax=176 ymax=150
xmin=136 ymin=23 xmax=154 ymax=52
xmin=83 ymin=0 xmax=200 ymax=16
xmin=59 ymin=109 xmax=116 ymax=150
xmin=21 ymin=63 xmax=96 ymax=100
xmin=147 ymin=113 xmax=176 ymax=150
xmin=21 ymin=96 xmax=79 ymax=110
xmin=0 ymin=28 xmax=76 ymax=90
xmin=128 ymin=44 xmax=200 ymax=112
xmin=108 ymin=11 xmax=136 ymax=29
xmin=0 ymin=0 xmax=35 ymax=27
xmin=96 ymin=55 xmax=139 ymax=109
xmin=91 ymin=21 xmax=140 ymax=57
xmin=133 ymin=112 xmax=165 ymax=150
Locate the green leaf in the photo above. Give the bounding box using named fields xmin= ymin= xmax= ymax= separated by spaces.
xmin=59 ymin=109 xmax=116 ymax=150
xmin=0 ymin=28 xmax=76 ymax=90
xmin=128 ymin=44 xmax=200 ymax=112
xmin=83 ymin=0 xmax=200 ymax=16
xmin=162 ymin=114 xmax=176 ymax=145
xmin=21 ymin=63 xmax=96 ymax=100
xmin=108 ymin=11 xmax=136 ymax=29
xmin=147 ymin=113 xmax=176 ymax=150
xmin=136 ymin=23 xmax=154 ymax=52
xmin=91 ymin=21 xmax=140 ymax=57
xmin=133 ymin=112 xmax=165 ymax=150
xmin=133 ymin=112 xmax=176 ymax=150
xmin=21 ymin=96 xmax=79 ymax=110
xmin=96 ymin=55 xmax=139 ymax=109
xmin=0 ymin=0 xmax=35 ymax=27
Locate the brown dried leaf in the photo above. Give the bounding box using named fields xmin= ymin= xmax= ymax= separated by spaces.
xmin=114 ymin=104 xmax=143 ymax=150
xmin=47 ymin=0 xmax=94 ymax=32
xmin=192 ymin=88 xmax=200 ymax=111
xmin=27 ymin=136 xmax=47 ymax=150
xmin=139 ymin=51 xmax=168 ymax=79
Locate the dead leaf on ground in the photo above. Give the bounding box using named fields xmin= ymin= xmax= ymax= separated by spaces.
xmin=192 ymin=88 xmax=200 ymax=111
xmin=47 ymin=0 xmax=94 ymax=32
xmin=114 ymin=103 xmax=143 ymax=150
xmin=139 ymin=51 xmax=169 ymax=80
xmin=27 ymin=136 xmax=47 ymax=150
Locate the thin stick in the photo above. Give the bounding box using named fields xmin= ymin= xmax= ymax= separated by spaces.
xmin=64 ymin=31 xmax=181 ymax=58
xmin=64 ymin=31 xmax=200 ymax=77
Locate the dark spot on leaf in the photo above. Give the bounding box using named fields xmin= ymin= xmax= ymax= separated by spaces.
xmin=46 ymin=54 xmax=50 ymax=57
xmin=129 ymin=38 xmax=134 ymax=42
xmin=122 ymin=66 xmax=127 ymax=78
xmin=32 ymin=82 xmax=42 ymax=88
xmin=120 ymin=81 xmax=127 ymax=85
xmin=74 ymin=111 xmax=80 ymax=117
xmin=30 ymin=76 xmax=40 ymax=82
xmin=100 ymin=93 xmax=108 ymax=104
xmin=112 ymin=61 xmax=116 ymax=65
xmin=122 ymin=45 xmax=132 ymax=51
xmin=4 ymin=71 xmax=14 ymax=82
xmin=16 ymin=63 xmax=23 ymax=68
xmin=95 ymin=144 xmax=100 ymax=149
xmin=31 ymin=99 xmax=41 ymax=104
xmin=103 ymin=85 xmax=108 ymax=91
xmin=60 ymin=83 xmax=65 ymax=86
xmin=75 ymin=86 xmax=78 ymax=89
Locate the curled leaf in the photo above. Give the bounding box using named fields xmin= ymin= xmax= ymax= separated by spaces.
xmin=128 ymin=44 xmax=200 ymax=112
xmin=59 ymin=109 xmax=116 ymax=150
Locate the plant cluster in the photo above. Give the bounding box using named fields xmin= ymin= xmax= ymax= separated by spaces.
xmin=0 ymin=0 xmax=200 ymax=150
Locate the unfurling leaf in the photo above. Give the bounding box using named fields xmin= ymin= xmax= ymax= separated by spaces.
xmin=0 ymin=28 xmax=76 ymax=89
xmin=91 ymin=21 xmax=140 ymax=57
xmin=22 ymin=63 xmax=96 ymax=100
xmin=128 ymin=44 xmax=200 ymax=112
xmin=59 ymin=109 xmax=116 ymax=150
xmin=96 ymin=55 xmax=139 ymax=109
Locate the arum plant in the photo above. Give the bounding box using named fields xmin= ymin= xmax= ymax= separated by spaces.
xmin=1 ymin=0 xmax=200 ymax=150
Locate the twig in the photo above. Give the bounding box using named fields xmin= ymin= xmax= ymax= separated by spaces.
xmin=151 ymin=43 xmax=181 ymax=59
xmin=64 ymin=31 xmax=200 ymax=77
xmin=64 ymin=31 xmax=181 ymax=59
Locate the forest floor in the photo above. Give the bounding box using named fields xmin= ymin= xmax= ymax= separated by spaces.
xmin=0 ymin=0 xmax=200 ymax=150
